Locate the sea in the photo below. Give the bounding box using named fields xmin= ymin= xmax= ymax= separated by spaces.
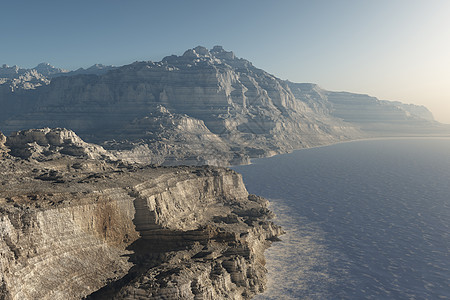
xmin=232 ymin=139 xmax=450 ymax=299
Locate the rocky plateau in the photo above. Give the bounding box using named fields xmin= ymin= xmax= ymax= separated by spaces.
xmin=0 ymin=128 xmax=282 ymax=299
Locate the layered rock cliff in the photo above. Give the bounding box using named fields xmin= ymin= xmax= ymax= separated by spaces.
xmin=286 ymin=82 xmax=448 ymax=135
xmin=0 ymin=129 xmax=282 ymax=300
xmin=1 ymin=46 xmax=448 ymax=166
xmin=0 ymin=46 xmax=361 ymax=165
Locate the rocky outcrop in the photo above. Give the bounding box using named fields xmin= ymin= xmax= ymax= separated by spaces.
xmin=0 ymin=131 xmax=7 ymax=154
xmin=104 ymin=105 xmax=242 ymax=166
xmin=0 ymin=131 xmax=282 ymax=299
xmin=5 ymin=128 xmax=115 ymax=161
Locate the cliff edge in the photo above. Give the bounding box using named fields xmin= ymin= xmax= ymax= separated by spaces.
xmin=0 ymin=129 xmax=282 ymax=299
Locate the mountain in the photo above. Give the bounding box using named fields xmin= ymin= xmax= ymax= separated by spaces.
xmin=286 ymin=82 xmax=446 ymax=135
xmin=0 ymin=62 xmax=115 ymax=90
xmin=0 ymin=46 xmax=448 ymax=165
xmin=63 ymin=64 xmax=117 ymax=77
xmin=0 ymin=62 xmax=67 ymax=80
xmin=0 ymin=64 xmax=50 ymax=91
xmin=32 ymin=62 xmax=68 ymax=77
xmin=0 ymin=64 xmax=28 ymax=78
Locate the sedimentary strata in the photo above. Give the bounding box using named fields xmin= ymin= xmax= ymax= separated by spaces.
xmin=0 ymin=129 xmax=282 ymax=299
xmin=2 ymin=47 xmax=448 ymax=167
xmin=4 ymin=46 xmax=446 ymax=166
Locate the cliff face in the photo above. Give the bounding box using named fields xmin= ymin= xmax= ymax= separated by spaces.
xmin=1 ymin=46 xmax=447 ymax=166
xmin=0 ymin=46 xmax=362 ymax=166
xmin=286 ymin=82 xmax=448 ymax=136
xmin=324 ymin=91 xmax=445 ymax=135
xmin=0 ymin=129 xmax=282 ymax=300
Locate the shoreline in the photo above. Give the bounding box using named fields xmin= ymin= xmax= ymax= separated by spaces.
xmin=232 ymin=138 xmax=450 ymax=299
xmin=230 ymin=135 xmax=450 ymax=168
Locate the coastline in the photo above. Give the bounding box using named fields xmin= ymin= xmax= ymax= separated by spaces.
xmin=230 ymin=135 xmax=450 ymax=168
xmin=232 ymin=138 xmax=450 ymax=299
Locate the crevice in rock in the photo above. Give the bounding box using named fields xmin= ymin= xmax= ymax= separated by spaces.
xmin=0 ymin=151 xmax=281 ymax=299
xmin=84 ymin=187 xmax=209 ymax=299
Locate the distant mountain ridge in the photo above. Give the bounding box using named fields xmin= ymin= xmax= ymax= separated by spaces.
xmin=0 ymin=46 xmax=448 ymax=165
xmin=286 ymin=82 xmax=441 ymax=134
xmin=63 ymin=64 xmax=117 ymax=77
xmin=32 ymin=62 xmax=68 ymax=77
xmin=0 ymin=62 xmax=116 ymax=90
xmin=0 ymin=63 xmax=68 ymax=80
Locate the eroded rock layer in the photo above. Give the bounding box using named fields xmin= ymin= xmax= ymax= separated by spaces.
xmin=0 ymin=46 xmax=362 ymax=166
xmin=1 ymin=46 xmax=448 ymax=167
xmin=0 ymin=130 xmax=282 ymax=300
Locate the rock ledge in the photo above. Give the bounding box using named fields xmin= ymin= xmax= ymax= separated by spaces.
xmin=0 ymin=129 xmax=282 ymax=299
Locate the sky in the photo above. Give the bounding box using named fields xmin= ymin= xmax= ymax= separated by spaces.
xmin=1 ymin=0 xmax=449 ymax=123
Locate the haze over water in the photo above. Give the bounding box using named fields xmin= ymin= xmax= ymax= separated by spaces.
xmin=233 ymin=139 xmax=450 ymax=299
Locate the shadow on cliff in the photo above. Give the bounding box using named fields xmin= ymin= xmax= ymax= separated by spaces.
xmin=83 ymin=234 xmax=193 ymax=299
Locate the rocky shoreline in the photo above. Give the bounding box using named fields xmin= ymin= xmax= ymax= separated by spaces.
xmin=0 ymin=129 xmax=283 ymax=299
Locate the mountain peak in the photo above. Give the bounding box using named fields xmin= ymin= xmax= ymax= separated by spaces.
xmin=182 ymin=46 xmax=211 ymax=58
xmin=210 ymin=45 xmax=235 ymax=60
xmin=33 ymin=63 xmax=68 ymax=76
xmin=160 ymin=46 xmax=240 ymax=68
xmin=179 ymin=45 xmax=236 ymax=61
xmin=35 ymin=62 xmax=52 ymax=67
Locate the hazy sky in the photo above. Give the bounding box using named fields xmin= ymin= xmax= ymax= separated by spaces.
xmin=1 ymin=0 xmax=449 ymax=123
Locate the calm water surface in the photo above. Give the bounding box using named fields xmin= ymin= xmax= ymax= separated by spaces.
xmin=232 ymin=139 xmax=450 ymax=299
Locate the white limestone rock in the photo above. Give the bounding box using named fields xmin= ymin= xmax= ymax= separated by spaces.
xmin=0 ymin=45 xmax=359 ymax=165
xmin=0 ymin=151 xmax=282 ymax=299
xmin=1 ymin=46 xmax=447 ymax=166
xmin=0 ymin=131 xmax=7 ymax=154
xmin=107 ymin=105 xmax=236 ymax=166
xmin=5 ymin=128 xmax=116 ymax=160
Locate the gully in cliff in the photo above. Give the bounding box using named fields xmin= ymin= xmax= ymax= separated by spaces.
xmin=0 ymin=129 xmax=283 ymax=300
